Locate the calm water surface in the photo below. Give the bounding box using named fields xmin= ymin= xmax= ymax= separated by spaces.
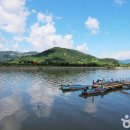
xmin=0 ymin=67 xmax=130 ymax=130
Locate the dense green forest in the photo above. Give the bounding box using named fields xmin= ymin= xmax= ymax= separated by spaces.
xmin=0 ymin=47 xmax=121 ymax=67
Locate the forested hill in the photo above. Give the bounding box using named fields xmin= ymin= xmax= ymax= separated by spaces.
xmin=6 ymin=47 xmax=120 ymax=67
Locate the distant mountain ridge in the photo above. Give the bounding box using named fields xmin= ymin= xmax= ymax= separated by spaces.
xmin=6 ymin=47 xmax=120 ymax=67
xmin=0 ymin=51 xmax=38 ymax=61
xmin=119 ymin=59 xmax=130 ymax=64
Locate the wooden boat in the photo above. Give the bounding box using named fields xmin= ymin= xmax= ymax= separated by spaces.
xmin=82 ymin=86 xmax=108 ymax=95
xmin=106 ymin=83 xmax=123 ymax=89
xmin=60 ymin=84 xmax=89 ymax=91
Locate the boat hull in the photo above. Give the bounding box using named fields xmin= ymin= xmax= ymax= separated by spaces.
xmin=60 ymin=84 xmax=89 ymax=91
xmin=82 ymin=87 xmax=108 ymax=95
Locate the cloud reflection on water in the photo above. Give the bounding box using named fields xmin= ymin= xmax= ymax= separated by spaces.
xmin=0 ymin=94 xmax=28 ymax=130
xmin=84 ymin=103 xmax=97 ymax=113
xmin=28 ymin=80 xmax=61 ymax=118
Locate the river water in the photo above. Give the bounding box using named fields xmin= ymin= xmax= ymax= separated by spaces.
xmin=0 ymin=67 xmax=130 ymax=130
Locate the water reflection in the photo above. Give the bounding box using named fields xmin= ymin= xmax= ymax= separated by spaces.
xmin=27 ymin=77 xmax=61 ymax=118
xmin=1 ymin=109 xmax=27 ymax=130
xmin=84 ymin=103 xmax=97 ymax=113
xmin=0 ymin=94 xmax=28 ymax=130
xmin=0 ymin=95 xmax=22 ymax=120
xmin=119 ymin=90 xmax=130 ymax=97
xmin=0 ymin=67 xmax=130 ymax=130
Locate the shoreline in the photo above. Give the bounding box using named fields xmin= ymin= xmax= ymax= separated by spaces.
xmin=0 ymin=65 xmax=130 ymax=71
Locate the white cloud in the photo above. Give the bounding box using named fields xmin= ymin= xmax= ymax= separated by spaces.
xmin=76 ymin=43 xmax=89 ymax=53
xmin=0 ymin=8 xmax=89 ymax=53
xmin=13 ymin=35 xmax=27 ymax=43
xmin=37 ymin=12 xmax=53 ymax=23
xmin=27 ymin=12 xmax=89 ymax=52
xmin=114 ymin=0 xmax=126 ymax=5
xmin=27 ymin=12 xmax=74 ymax=51
xmin=85 ymin=16 xmax=100 ymax=35
xmin=0 ymin=34 xmax=21 ymax=51
xmin=102 ymin=51 xmax=130 ymax=60
xmin=32 ymin=9 xmax=37 ymax=14
xmin=0 ymin=0 xmax=29 ymax=33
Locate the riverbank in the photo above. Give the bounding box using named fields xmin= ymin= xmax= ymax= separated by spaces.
xmin=0 ymin=65 xmax=130 ymax=71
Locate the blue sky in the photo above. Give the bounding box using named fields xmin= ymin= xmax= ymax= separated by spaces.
xmin=0 ymin=0 xmax=130 ymax=59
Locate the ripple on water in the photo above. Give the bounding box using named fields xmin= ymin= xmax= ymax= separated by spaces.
xmin=0 ymin=67 xmax=130 ymax=130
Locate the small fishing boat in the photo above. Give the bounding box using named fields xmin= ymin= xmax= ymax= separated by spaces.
xmin=82 ymin=86 xmax=108 ymax=95
xmin=60 ymin=84 xmax=89 ymax=91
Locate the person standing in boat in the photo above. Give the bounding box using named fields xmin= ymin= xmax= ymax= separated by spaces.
xmin=92 ymin=80 xmax=95 ymax=86
xmin=96 ymin=79 xmax=101 ymax=83
xmin=111 ymin=78 xmax=113 ymax=83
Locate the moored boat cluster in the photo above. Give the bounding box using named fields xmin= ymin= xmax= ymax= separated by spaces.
xmin=60 ymin=78 xmax=130 ymax=96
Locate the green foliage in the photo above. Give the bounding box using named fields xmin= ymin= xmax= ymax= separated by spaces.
xmin=100 ymin=58 xmax=120 ymax=67
xmin=5 ymin=47 xmax=120 ymax=67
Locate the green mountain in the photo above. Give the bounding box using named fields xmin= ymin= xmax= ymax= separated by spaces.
xmin=7 ymin=47 xmax=120 ymax=67
xmin=0 ymin=51 xmax=38 ymax=61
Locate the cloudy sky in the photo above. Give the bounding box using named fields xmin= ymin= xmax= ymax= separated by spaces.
xmin=0 ymin=0 xmax=130 ymax=59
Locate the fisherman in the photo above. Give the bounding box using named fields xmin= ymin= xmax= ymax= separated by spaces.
xmin=92 ymin=80 xmax=95 ymax=86
xmin=96 ymin=79 xmax=100 ymax=83
xmin=111 ymin=78 xmax=113 ymax=83
xmin=96 ymin=79 xmax=102 ymax=83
